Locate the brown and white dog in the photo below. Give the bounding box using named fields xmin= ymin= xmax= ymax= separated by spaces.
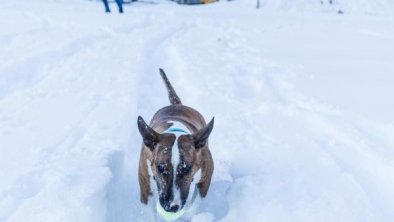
xmin=137 ymin=69 xmax=214 ymax=219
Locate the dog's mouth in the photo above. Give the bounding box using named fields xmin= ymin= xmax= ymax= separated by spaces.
xmin=156 ymin=202 xmax=185 ymax=221
xmin=159 ymin=198 xmax=186 ymax=213
xmin=163 ymin=203 xmax=180 ymax=213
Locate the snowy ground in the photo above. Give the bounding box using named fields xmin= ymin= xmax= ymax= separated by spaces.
xmin=1 ymin=0 xmax=394 ymax=221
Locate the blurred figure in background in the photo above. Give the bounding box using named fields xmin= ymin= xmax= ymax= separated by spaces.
xmin=102 ymin=0 xmax=124 ymax=13
xmin=320 ymin=0 xmax=333 ymax=4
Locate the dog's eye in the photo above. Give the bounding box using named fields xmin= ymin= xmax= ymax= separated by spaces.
xmin=177 ymin=161 xmax=191 ymax=175
xmin=157 ymin=163 xmax=169 ymax=175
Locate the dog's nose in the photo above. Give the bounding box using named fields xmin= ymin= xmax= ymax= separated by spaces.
xmin=164 ymin=204 xmax=179 ymax=212
xmin=169 ymin=204 xmax=179 ymax=212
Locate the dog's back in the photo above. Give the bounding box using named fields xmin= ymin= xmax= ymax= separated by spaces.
xmin=153 ymin=69 xmax=208 ymax=133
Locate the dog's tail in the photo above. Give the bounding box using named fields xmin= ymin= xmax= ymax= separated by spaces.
xmin=159 ymin=68 xmax=182 ymax=105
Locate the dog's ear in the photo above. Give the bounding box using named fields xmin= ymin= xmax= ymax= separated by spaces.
xmin=137 ymin=116 xmax=159 ymax=150
xmin=193 ymin=117 xmax=214 ymax=149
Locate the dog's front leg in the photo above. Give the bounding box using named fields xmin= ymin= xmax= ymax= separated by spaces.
xmin=198 ymin=149 xmax=214 ymax=198
xmin=139 ymin=148 xmax=152 ymax=204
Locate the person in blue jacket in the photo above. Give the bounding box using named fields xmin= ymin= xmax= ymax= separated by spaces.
xmin=102 ymin=0 xmax=124 ymax=13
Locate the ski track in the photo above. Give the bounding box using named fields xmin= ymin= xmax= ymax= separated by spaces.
xmin=1 ymin=1 xmax=394 ymax=222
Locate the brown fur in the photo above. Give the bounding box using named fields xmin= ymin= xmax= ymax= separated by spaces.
xmin=137 ymin=70 xmax=215 ymax=212
xmin=138 ymin=104 xmax=214 ymax=204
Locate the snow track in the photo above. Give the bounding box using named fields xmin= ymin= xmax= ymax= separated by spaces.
xmin=1 ymin=0 xmax=394 ymax=222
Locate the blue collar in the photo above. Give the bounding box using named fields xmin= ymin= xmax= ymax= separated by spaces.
xmin=166 ymin=127 xmax=188 ymax=133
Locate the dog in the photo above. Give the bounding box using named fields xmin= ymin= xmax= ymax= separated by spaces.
xmin=137 ymin=69 xmax=214 ymax=220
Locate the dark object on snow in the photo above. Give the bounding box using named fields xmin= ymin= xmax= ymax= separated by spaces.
xmin=320 ymin=0 xmax=333 ymax=5
xmin=103 ymin=0 xmax=124 ymax=13
xmin=337 ymin=10 xmax=344 ymax=14
xmin=174 ymin=0 xmax=217 ymax=5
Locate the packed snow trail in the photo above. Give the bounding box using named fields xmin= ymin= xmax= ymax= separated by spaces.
xmin=1 ymin=0 xmax=394 ymax=222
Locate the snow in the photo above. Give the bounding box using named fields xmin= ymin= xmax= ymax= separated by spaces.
xmin=1 ymin=0 xmax=394 ymax=222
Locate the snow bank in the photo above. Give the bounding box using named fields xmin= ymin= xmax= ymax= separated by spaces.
xmin=237 ymin=0 xmax=394 ymax=15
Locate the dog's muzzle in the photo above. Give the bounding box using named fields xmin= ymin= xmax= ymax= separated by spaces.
xmin=160 ymin=198 xmax=180 ymax=213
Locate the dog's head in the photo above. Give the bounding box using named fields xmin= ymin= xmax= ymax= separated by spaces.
xmin=137 ymin=116 xmax=214 ymax=213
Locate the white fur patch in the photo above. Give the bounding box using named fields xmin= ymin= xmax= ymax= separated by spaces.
xmin=162 ymin=121 xmax=190 ymax=208
xmin=147 ymin=159 xmax=153 ymax=177
xmin=162 ymin=121 xmax=190 ymax=169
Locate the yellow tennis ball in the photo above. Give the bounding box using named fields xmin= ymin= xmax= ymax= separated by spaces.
xmin=156 ymin=202 xmax=185 ymax=221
